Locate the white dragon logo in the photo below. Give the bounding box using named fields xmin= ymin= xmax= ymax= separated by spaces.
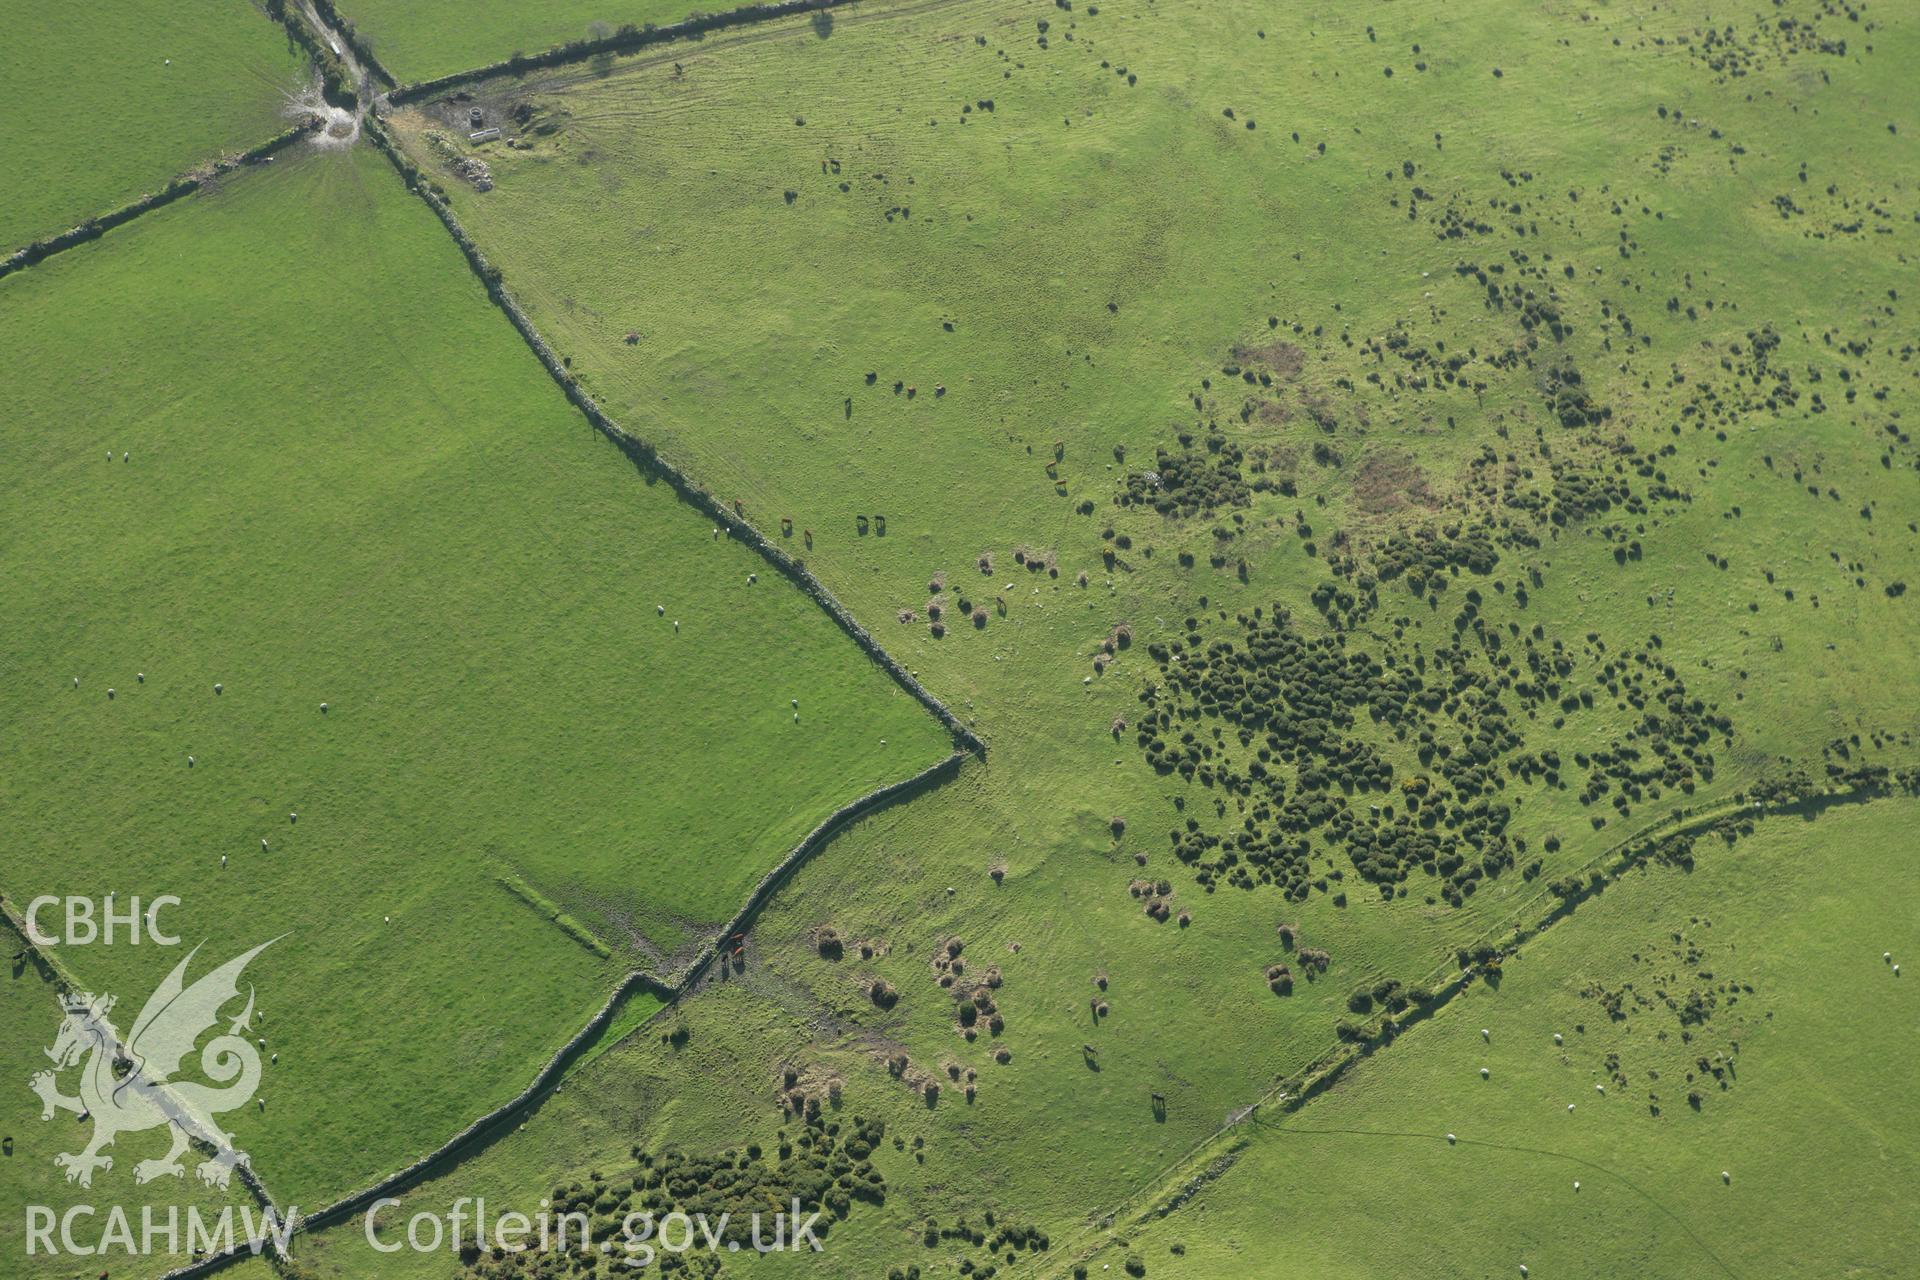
xmin=29 ymin=939 xmax=276 ymax=1189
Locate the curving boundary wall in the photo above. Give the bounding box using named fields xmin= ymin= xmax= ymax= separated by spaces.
xmin=0 ymin=122 xmax=318 ymax=283
xmin=362 ymin=115 xmax=986 ymax=759
xmin=140 ymin=749 xmax=967 ymax=1279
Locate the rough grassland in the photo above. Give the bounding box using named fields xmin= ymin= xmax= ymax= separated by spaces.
xmin=0 ymin=141 xmax=949 ymax=1208
xmin=1068 ymin=798 xmax=1920 ymax=1279
xmin=310 ymin=0 xmax=1920 ymax=1272
xmin=331 ymin=0 xmax=769 ymax=84
xmin=0 ymin=0 xmax=306 ymax=251
xmin=275 ymin=802 xmax=1920 ymax=1280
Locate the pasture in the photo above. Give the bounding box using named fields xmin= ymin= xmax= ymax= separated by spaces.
xmin=1062 ymin=797 xmax=1920 ymax=1279
xmin=280 ymin=0 xmax=1920 ymax=1271
xmin=0 ymin=140 xmax=949 ymax=1206
xmin=0 ymin=0 xmax=306 ymax=251
xmin=326 ymin=0 xmax=764 ymax=84
xmin=2 ymin=0 xmax=1915 ymax=1274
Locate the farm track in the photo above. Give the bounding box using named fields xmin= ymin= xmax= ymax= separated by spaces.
xmin=1021 ymin=779 xmax=1920 ymax=1278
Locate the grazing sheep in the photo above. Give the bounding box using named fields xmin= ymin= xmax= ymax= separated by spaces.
xmin=658 ymin=605 xmax=665 ymax=615
xmin=1573 ymin=1181 xmax=1580 ymax=1191
xmin=214 ymin=683 xmax=223 ymax=694
xmin=320 ymin=702 xmax=328 ymax=712
xmin=137 ymin=673 xmax=144 ymax=683
xmin=107 ymin=689 xmax=115 ymax=699
xmin=1446 ymin=1133 xmax=1456 ymax=1144
xmin=1481 ymin=1028 xmax=1490 ymax=1041
xmin=1722 ymin=1171 xmax=1731 ymax=1183
xmin=1480 ymin=1068 xmax=1489 ymax=1079
xmin=221 ymin=855 xmax=227 ymax=867
xmin=1553 ymin=1032 xmax=1563 ymax=1045
xmin=1568 ymin=1103 xmax=1576 ymax=1112
xmin=188 ymin=756 xmax=195 ymax=767
xmin=261 ymin=839 xmax=268 ymax=851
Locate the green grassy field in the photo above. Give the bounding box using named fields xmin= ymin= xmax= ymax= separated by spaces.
xmin=268 ymin=0 xmax=1920 ymax=1273
xmin=0 ymin=0 xmax=307 ymax=251
xmin=274 ymin=795 xmax=1920 ymax=1279
xmin=0 ymin=139 xmax=949 ymax=1210
xmin=1062 ymin=796 xmax=1920 ymax=1279
xmin=331 ymin=0 xmax=774 ymax=84
xmin=3 ymin=0 xmax=1915 ymax=1274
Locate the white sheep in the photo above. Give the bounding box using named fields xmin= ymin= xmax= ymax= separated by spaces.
xmin=1479 ymin=1067 xmax=1490 ymax=1079
xmin=261 ymin=838 xmax=269 ymax=851
xmin=1481 ymin=1028 xmax=1490 ymax=1041
xmin=1446 ymin=1133 xmax=1457 ymax=1144
xmin=658 ymin=605 xmax=665 ymax=615
xmin=1553 ymin=1032 xmax=1563 ymax=1045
